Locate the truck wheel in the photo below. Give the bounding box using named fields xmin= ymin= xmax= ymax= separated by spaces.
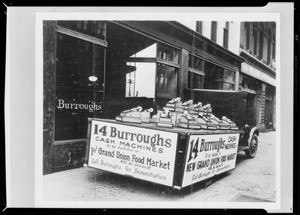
xmin=245 ymin=134 xmax=258 ymax=158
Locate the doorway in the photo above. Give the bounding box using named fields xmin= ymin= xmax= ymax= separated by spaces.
xmin=104 ymin=22 xmax=180 ymax=117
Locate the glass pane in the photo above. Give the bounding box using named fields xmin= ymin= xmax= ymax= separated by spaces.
xmin=224 ymin=69 xmax=235 ymax=83
xmin=213 ymin=67 xmax=224 ymax=79
xmin=156 ymin=64 xmax=178 ymax=99
xmin=55 ymin=33 xmax=105 ymax=141
xmin=204 ymin=62 xmax=235 ymax=90
xmin=157 ymin=43 xmax=179 ymax=64
xmin=214 ymin=82 xmax=223 ymax=90
xmin=56 ymin=33 xmax=105 ymax=90
xmin=55 ymin=89 xmax=103 ymax=140
xmin=188 ymin=71 xmax=204 ymax=89
xmin=224 ymin=83 xmax=234 ymax=90
xmin=223 ymin=28 xmax=228 ymax=49
xmin=188 ymin=55 xmax=204 ymax=71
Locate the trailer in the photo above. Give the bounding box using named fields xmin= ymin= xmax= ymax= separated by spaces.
xmin=84 ymin=91 xmax=259 ymax=189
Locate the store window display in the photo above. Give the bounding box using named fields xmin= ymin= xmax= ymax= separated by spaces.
xmin=204 ymin=62 xmax=235 ymax=91
xmin=55 ymin=29 xmax=105 ymax=141
xmin=156 ymin=64 xmax=178 ymax=99
xmin=188 ymin=55 xmax=205 ymax=89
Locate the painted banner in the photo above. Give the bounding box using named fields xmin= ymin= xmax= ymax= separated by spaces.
xmin=182 ymin=133 xmax=239 ymax=187
xmin=87 ymin=120 xmax=178 ymax=186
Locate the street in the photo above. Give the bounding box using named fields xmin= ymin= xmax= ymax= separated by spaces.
xmin=43 ymin=131 xmax=276 ymax=202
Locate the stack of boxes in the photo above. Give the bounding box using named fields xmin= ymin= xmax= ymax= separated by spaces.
xmin=115 ymin=98 xmax=238 ymax=130
xmin=116 ymin=106 xmax=153 ymax=123
xmin=152 ymin=97 xmax=183 ymax=128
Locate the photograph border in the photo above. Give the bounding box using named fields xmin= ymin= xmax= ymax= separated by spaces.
xmin=3 ymin=4 xmax=294 ymax=213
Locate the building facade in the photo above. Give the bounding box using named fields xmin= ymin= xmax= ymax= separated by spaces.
xmin=179 ymin=21 xmax=276 ymax=131
xmin=43 ymin=20 xmax=275 ymax=174
xmin=239 ymin=22 xmax=276 ymax=131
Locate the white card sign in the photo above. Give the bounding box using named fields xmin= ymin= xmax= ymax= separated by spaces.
xmin=88 ymin=120 xmax=178 ymax=186
xmin=182 ymin=133 xmax=239 ymax=187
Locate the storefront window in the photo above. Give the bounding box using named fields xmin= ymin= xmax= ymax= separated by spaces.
xmin=239 ymin=74 xmax=258 ymax=92
xmin=157 ymin=43 xmax=179 ymax=64
xmin=224 ymin=69 xmax=235 ymax=83
xmin=55 ymin=32 xmax=105 ymax=141
xmin=224 ymin=83 xmax=234 ymax=90
xmin=156 ymin=64 xmax=178 ymax=99
xmin=125 ymin=43 xmax=179 ymax=100
xmin=188 ymin=55 xmax=204 ymax=71
xmin=204 ymin=62 xmax=235 ymax=90
xmin=188 ymin=55 xmax=205 ymax=89
xmin=188 ymin=72 xmax=204 ymax=89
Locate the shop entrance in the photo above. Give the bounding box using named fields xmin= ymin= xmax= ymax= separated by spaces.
xmin=46 ymin=21 xmax=181 ymax=173
xmin=264 ymin=85 xmax=275 ymax=129
xmin=245 ymin=93 xmax=256 ymax=126
xmin=104 ymin=22 xmax=180 ymax=117
xmin=265 ymin=98 xmax=274 ymax=129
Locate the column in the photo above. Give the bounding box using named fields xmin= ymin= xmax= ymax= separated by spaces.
xmin=255 ymin=82 xmax=266 ymax=130
xmin=43 ymin=21 xmax=57 ymax=174
xmin=258 ymin=83 xmax=266 ymax=130
xmin=261 ymin=83 xmax=266 ymax=130
xmin=235 ymin=69 xmax=240 ymax=91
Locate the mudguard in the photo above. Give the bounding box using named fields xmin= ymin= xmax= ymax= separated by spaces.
xmin=248 ymin=127 xmax=259 ymax=147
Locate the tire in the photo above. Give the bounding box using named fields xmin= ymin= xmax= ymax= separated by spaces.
xmin=245 ymin=134 xmax=258 ymax=158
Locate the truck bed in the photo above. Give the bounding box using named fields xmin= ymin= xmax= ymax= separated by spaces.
xmin=95 ymin=118 xmax=242 ymax=136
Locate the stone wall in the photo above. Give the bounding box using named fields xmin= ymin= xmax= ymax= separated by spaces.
xmin=255 ymin=83 xmax=267 ymax=131
xmin=43 ymin=21 xmax=56 ymax=174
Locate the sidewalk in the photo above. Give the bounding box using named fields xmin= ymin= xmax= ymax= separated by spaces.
xmin=43 ymin=131 xmax=276 ymax=202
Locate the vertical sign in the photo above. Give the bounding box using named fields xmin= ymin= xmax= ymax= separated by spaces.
xmin=182 ymin=133 xmax=239 ymax=187
xmin=88 ymin=120 xmax=178 ymax=186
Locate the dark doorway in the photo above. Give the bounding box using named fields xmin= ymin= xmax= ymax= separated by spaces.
xmin=245 ymin=93 xmax=256 ymax=126
xmin=265 ymin=98 xmax=273 ymax=129
xmin=104 ymin=22 xmax=157 ymax=118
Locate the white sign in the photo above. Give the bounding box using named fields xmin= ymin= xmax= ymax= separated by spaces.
xmin=241 ymin=63 xmax=276 ymax=86
xmin=88 ymin=120 xmax=178 ymax=186
xmin=260 ymin=72 xmax=276 ymax=86
xmin=182 ymin=133 xmax=239 ymax=187
xmin=242 ymin=63 xmax=261 ymax=79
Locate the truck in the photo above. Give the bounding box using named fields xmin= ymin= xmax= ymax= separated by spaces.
xmin=85 ymin=90 xmax=259 ymax=189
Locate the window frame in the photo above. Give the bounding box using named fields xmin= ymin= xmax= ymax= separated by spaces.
xmin=211 ymin=21 xmax=217 ymax=42
xmin=267 ymin=28 xmax=272 ymax=65
xmin=272 ymin=32 xmax=276 ymax=60
xmin=223 ymin=28 xmax=229 ymax=49
xmin=245 ymin=22 xmax=250 ymax=51
xmin=54 ymin=23 xmax=107 ymax=142
xmin=125 ymin=42 xmax=180 ymax=99
xmin=223 ymin=22 xmax=229 ymax=49
xmin=56 ymin=25 xmax=107 ymax=47
xmin=204 ymin=63 xmax=236 ymax=91
xmin=196 ymin=21 xmax=203 ymax=35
